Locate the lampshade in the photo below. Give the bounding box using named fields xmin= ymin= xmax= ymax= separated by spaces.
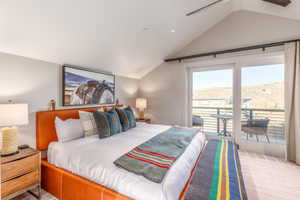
xmin=136 ymin=98 xmax=147 ymax=110
xmin=0 ymin=104 xmax=28 ymax=126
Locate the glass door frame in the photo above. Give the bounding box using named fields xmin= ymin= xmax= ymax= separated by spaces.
xmin=187 ymin=63 xmax=239 ymax=140
xmin=187 ymin=53 xmax=285 ymax=145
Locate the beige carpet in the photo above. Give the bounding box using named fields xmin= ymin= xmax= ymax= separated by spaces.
xmin=13 ymin=151 xmax=300 ymax=200
xmin=239 ymin=151 xmax=300 ymax=200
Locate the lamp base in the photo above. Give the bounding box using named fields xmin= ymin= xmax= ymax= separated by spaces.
xmin=1 ymin=126 xmax=19 ymax=157
xmin=139 ymin=110 xmax=145 ymax=119
xmin=1 ymin=150 xmax=19 ymax=157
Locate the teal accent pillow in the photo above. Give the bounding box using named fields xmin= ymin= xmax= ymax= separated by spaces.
xmin=116 ymin=106 xmax=136 ymax=131
xmin=116 ymin=108 xmax=130 ymax=131
xmin=124 ymin=106 xmax=136 ymax=129
xmin=93 ymin=108 xmax=122 ymax=138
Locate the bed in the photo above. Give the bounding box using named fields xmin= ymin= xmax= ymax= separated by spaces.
xmin=36 ymin=106 xmax=206 ymax=200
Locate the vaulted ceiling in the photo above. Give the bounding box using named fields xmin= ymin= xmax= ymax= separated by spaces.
xmin=234 ymin=0 xmax=300 ymax=20
xmin=1 ymin=0 xmax=300 ymax=78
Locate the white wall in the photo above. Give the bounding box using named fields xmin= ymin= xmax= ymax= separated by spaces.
xmin=0 ymin=52 xmax=139 ymax=148
xmin=138 ymin=61 xmax=188 ymax=126
xmin=178 ymin=10 xmax=300 ymax=57
xmin=140 ymin=10 xmax=300 ymax=126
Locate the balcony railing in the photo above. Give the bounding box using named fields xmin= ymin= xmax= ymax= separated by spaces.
xmin=192 ymin=106 xmax=285 ymax=142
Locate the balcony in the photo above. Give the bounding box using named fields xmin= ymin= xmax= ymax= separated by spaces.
xmin=192 ymin=106 xmax=285 ymax=144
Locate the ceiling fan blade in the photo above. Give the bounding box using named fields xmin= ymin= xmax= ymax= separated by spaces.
xmin=186 ymin=0 xmax=224 ymax=16
xmin=262 ymin=0 xmax=291 ymax=7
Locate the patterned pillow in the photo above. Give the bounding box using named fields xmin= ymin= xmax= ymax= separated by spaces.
xmin=116 ymin=108 xmax=129 ymax=131
xmin=78 ymin=111 xmax=98 ymax=137
xmin=116 ymin=106 xmax=136 ymax=131
xmin=124 ymin=106 xmax=136 ymax=129
xmin=93 ymin=108 xmax=122 ymax=138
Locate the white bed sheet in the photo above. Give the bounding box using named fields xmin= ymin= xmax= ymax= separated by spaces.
xmin=48 ymin=123 xmax=206 ymax=200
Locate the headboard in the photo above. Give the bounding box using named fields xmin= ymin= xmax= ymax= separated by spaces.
xmin=36 ymin=105 xmax=122 ymax=151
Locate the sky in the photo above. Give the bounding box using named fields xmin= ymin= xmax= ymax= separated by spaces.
xmin=193 ymin=64 xmax=284 ymax=90
xmin=66 ymin=67 xmax=114 ymax=83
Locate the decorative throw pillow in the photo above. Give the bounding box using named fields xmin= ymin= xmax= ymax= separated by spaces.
xmin=79 ymin=111 xmax=98 ymax=137
xmin=124 ymin=106 xmax=136 ymax=129
xmin=93 ymin=108 xmax=122 ymax=138
xmin=116 ymin=106 xmax=136 ymax=131
xmin=55 ymin=117 xmax=84 ymax=142
xmin=116 ymin=108 xmax=130 ymax=131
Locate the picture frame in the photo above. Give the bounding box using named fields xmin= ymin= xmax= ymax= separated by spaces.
xmin=62 ymin=65 xmax=115 ymax=106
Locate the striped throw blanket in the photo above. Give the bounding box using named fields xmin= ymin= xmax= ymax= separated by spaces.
xmin=114 ymin=127 xmax=199 ymax=183
xmin=184 ymin=139 xmax=247 ymax=200
xmin=125 ymin=147 xmax=176 ymax=169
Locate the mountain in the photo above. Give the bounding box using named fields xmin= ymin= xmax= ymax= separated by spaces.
xmin=193 ymin=82 xmax=284 ymax=109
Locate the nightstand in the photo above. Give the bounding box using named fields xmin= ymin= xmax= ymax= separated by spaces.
xmin=1 ymin=147 xmax=41 ymax=200
xmin=136 ymin=118 xmax=151 ymax=124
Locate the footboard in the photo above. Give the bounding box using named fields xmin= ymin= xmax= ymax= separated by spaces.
xmin=41 ymin=159 xmax=131 ymax=200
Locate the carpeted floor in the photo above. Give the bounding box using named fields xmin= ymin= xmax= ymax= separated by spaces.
xmin=239 ymin=151 xmax=300 ymax=200
xmin=13 ymin=151 xmax=300 ymax=200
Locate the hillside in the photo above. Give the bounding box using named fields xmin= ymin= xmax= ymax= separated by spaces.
xmin=193 ymin=82 xmax=284 ymax=109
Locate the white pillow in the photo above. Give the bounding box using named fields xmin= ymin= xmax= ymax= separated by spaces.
xmin=79 ymin=109 xmax=103 ymax=137
xmin=55 ymin=117 xmax=84 ymax=142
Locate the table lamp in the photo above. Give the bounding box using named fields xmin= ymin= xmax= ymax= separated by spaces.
xmin=0 ymin=103 xmax=28 ymax=157
xmin=136 ymin=98 xmax=147 ymax=119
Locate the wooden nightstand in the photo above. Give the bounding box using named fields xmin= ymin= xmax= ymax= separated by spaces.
xmin=136 ymin=118 xmax=151 ymax=124
xmin=1 ymin=147 xmax=41 ymax=200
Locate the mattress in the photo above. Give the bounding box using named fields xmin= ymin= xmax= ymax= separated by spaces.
xmin=48 ymin=123 xmax=206 ymax=200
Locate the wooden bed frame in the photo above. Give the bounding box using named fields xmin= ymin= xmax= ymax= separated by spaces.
xmin=36 ymin=105 xmax=204 ymax=200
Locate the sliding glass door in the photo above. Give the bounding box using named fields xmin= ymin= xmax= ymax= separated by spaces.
xmin=191 ymin=66 xmax=234 ymax=137
xmin=189 ymin=55 xmax=286 ymax=149
xmin=240 ymin=64 xmax=285 ymax=144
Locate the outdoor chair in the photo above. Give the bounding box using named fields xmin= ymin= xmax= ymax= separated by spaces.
xmin=192 ymin=115 xmax=204 ymax=131
xmin=242 ymin=118 xmax=270 ymax=143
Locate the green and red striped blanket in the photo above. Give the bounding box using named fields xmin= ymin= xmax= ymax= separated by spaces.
xmin=114 ymin=127 xmax=199 ymax=183
xmin=184 ymin=139 xmax=247 ymax=200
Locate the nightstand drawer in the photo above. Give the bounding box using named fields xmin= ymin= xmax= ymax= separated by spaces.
xmin=2 ymin=153 xmax=39 ymax=182
xmin=1 ymin=170 xmax=40 ymax=198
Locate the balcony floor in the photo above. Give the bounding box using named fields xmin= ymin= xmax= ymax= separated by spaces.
xmin=202 ymin=131 xmax=285 ymax=145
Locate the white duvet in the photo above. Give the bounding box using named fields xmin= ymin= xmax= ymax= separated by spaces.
xmin=48 ymin=123 xmax=206 ymax=200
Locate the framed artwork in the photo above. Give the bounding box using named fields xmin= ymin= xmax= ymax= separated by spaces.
xmin=63 ymin=65 xmax=115 ymax=106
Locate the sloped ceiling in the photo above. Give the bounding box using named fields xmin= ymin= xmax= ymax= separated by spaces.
xmin=1 ymin=0 xmax=300 ymax=79
xmin=234 ymin=0 xmax=300 ymax=21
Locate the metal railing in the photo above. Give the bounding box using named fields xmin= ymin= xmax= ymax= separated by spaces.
xmin=192 ymin=106 xmax=285 ymax=139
